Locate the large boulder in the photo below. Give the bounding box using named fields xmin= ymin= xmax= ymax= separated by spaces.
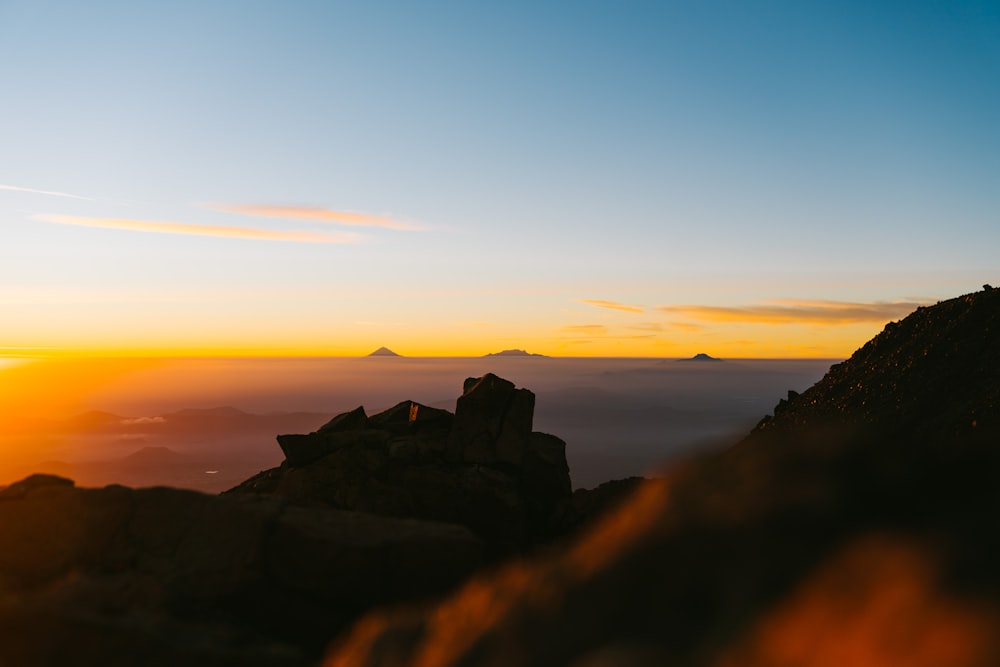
xmin=229 ymin=376 xmax=574 ymax=558
xmin=448 ymin=373 xmax=536 ymax=466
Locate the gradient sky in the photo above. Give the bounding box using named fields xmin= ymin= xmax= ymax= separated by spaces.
xmin=1 ymin=1 xmax=998 ymax=358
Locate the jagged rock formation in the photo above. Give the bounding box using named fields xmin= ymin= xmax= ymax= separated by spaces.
xmin=323 ymin=287 xmax=1000 ymax=667
xmin=229 ymin=374 xmax=573 ymax=558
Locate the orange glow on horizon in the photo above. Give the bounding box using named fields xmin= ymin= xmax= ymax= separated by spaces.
xmin=0 ymin=320 xmax=876 ymax=360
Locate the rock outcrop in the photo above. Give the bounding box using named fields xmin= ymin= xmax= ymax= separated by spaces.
xmin=322 ymin=287 xmax=1000 ymax=667
xmin=229 ymin=374 xmax=573 ymax=558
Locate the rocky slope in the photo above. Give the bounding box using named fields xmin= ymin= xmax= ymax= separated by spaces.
xmin=322 ymin=286 xmax=1000 ymax=667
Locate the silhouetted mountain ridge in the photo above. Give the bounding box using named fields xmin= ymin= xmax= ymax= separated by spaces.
xmin=752 ymin=286 xmax=1000 ymax=446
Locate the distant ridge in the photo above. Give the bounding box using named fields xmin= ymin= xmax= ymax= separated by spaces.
xmin=483 ymin=349 xmax=547 ymax=358
xmin=367 ymin=347 xmax=401 ymax=357
xmin=678 ymin=352 xmax=722 ymax=362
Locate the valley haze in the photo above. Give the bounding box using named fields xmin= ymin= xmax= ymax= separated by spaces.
xmin=0 ymin=356 xmax=832 ymax=491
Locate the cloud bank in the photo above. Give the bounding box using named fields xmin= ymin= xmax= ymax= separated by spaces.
xmin=34 ymin=214 xmax=361 ymax=243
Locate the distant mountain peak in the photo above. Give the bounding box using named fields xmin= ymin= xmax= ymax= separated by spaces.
xmin=483 ymin=349 xmax=547 ymax=358
xmin=368 ymin=347 xmax=401 ymax=357
xmin=679 ymin=353 xmax=722 ymax=362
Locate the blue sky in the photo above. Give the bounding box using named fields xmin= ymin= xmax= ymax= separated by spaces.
xmin=1 ymin=1 xmax=997 ymax=357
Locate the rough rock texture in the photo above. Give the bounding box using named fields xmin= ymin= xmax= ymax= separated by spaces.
xmin=230 ymin=374 xmax=573 ymax=558
xmin=750 ymin=287 xmax=1000 ymax=447
xmin=323 ymin=287 xmax=1000 ymax=667
xmin=0 ymin=474 xmax=481 ymax=666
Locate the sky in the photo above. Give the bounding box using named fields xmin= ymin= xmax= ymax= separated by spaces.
xmin=1 ymin=1 xmax=998 ymax=359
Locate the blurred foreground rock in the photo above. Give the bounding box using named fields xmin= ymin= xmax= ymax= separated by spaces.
xmin=0 ymin=474 xmax=480 ymax=666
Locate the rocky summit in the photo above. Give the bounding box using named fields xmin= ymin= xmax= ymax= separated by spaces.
xmin=228 ymin=373 xmax=575 ymax=558
xmin=323 ymin=287 xmax=1000 ymax=667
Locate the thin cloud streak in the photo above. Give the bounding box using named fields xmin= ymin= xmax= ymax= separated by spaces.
xmin=579 ymin=299 xmax=644 ymax=314
xmin=34 ymin=214 xmax=362 ymax=243
xmin=659 ymin=299 xmax=928 ymax=325
xmin=1 ymin=183 xmax=96 ymax=201
xmin=209 ymin=204 xmax=420 ymax=231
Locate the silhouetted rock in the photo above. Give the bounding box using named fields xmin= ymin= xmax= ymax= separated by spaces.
xmin=678 ymin=352 xmax=722 ymax=362
xmin=751 ymin=288 xmax=1000 ymax=447
xmin=229 ymin=374 xmax=573 ymax=558
xmin=483 ymin=349 xmax=547 ymax=357
xmin=322 ymin=287 xmax=1000 ymax=667
xmin=366 ymin=347 xmax=400 ymax=357
xmin=570 ymin=476 xmax=645 ymax=526
xmin=450 ymin=373 xmax=535 ymax=466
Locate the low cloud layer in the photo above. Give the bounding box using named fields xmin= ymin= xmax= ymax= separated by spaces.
xmin=34 ymin=214 xmax=362 ymax=243
xmin=209 ymin=204 xmax=419 ymax=231
xmin=660 ymin=299 xmax=928 ymax=325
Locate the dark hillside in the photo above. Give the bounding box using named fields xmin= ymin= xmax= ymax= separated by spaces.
xmin=752 ymin=286 xmax=1000 ymax=446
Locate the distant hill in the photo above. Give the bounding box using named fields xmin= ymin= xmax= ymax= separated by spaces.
xmin=63 ymin=410 xmax=127 ymax=431
xmin=166 ymin=406 xmax=249 ymax=419
xmin=483 ymin=349 xmax=547 ymax=358
xmin=118 ymin=446 xmax=187 ymax=467
xmin=367 ymin=346 xmax=401 ymax=357
xmin=678 ymin=352 xmax=722 ymax=362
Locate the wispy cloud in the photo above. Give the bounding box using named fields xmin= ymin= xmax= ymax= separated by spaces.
xmin=33 ymin=214 xmax=362 ymax=243
xmin=579 ymin=299 xmax=644 ymax=314
xmin=208 ymin=204 xmax=420 ymax=231
xmin=560 ymin=324 xmax=609 ymax=335
xmin=659 ymin=299 xmax=928 ymax=325
xmin=1 ymin=183 xmax=96 ymax=201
